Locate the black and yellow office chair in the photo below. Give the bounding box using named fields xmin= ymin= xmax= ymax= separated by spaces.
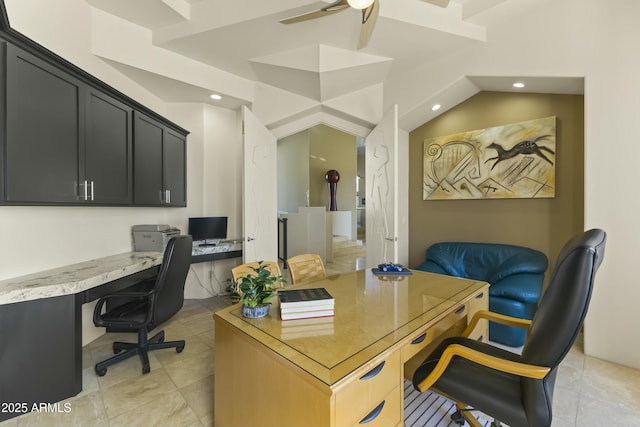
xmin=412 ymin=229 xmax=606 ymax=427
xmin=93 ymin=235 xmax=192 ymax=376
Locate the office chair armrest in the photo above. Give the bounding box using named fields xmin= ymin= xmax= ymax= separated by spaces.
xmin=415 ymin=343 xmax=550 ymax=392
xmin=461 ymin=309 xmax=532 ymax=338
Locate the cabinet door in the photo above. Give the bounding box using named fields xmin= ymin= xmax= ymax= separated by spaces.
xmin=4 ymin=44 xmax=82 ymax=204
xmin=84 ymin=91 xmax=132 ymax=204
xmin=163 ymin=129 xmax=186 ymax=207
xmin=133 ymin=112 xmax=164 ymax=205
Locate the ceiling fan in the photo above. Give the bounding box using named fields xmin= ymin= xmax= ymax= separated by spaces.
xmin=280 ymin=0 xmax=450 ymax=49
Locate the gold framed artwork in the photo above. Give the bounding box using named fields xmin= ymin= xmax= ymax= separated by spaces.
xmin=423 ymin=116 xmax=556 ymax=200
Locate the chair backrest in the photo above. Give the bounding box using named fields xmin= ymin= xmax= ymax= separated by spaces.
xmin=520 ymin=229 xmax=606 ymax=424
xmin=150 ymin=235 xmax=193 ymax=328
xmin=232 ymin=261 xmax=282 ymax=283
xmin=286 ymin=254 xmax=326 ymax=285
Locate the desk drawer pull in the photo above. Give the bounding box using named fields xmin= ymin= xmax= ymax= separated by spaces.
xmin=360 ymin=361 xmax=385 ymax=380
xmin=410 ymin=332 xmax=427 ymax=344
xmin=455 ymin=306 xmax=466 ymax=315
xmin=359 ymin=400 xmax=385 ymax=424
xmin=475 ymin=292 xmax=484 ymax=299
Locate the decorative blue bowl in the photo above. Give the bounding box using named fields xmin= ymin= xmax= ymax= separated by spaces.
xmin=242 ymin=304 xmax=271 ymax=319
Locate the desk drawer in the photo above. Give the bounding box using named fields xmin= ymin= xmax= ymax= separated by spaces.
xmin=351 ymin=385 xmax=402 ymax=427
xmin=402 ymin=303 xmax=468 ymax=363
xmin=336 ymin=350 xmax=401 ymax=426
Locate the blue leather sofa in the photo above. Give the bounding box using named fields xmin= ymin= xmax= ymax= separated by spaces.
xmin=414 ymin=242 xmax=548 ymax=347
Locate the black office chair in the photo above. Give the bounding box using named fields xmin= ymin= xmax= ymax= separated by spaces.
xmin=412 ymin=229 xmax=606 ymax=427
xmin=93 ymin=235 xmax=193 ymax=376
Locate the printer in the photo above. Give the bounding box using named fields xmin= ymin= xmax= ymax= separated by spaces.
xmin=132 ymin=224 xmax=181 ymax=252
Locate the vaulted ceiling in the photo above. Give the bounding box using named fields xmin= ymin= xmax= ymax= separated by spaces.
xmin=69 ymin=1 xmax=583 ymax=132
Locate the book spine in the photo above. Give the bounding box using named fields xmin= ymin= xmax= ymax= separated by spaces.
xmin=280 ymin=310 xmax=334 ymax=321
xmin=280 ymin=303 xmax=335 ymax=313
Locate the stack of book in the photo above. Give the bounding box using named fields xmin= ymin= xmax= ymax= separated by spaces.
xmin=278 ymin=287 xmax=335 ymax=320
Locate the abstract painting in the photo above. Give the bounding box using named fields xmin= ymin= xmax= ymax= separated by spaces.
xmin=423 ymin=116 xmax=556 ymax=200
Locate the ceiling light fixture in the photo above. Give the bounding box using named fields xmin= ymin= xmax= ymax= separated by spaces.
xmin=209 ymin=93 xmax=222 ymax=100
xmin=432 ymin=104 xmax=441 ymax=111
xmin=513 ymin=82 xmax=525 ymax=88
xmin=347 ymin=0 xmax=375 ymax=10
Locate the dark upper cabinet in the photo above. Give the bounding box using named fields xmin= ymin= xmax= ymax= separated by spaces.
xmin=163 ymin=128 xmax=187 ymax=206
xmin=84 ymin=90 xmax=133 ymax=204
xmin=3 ymin=44 xmax=134 ymax=205
xmin=0 ymin=8 xmax=189 ymax=206
xmin=4 ymin=43 xmax=82 ymax=204
xmin=134 ymin=112 xmax=186 ymax=207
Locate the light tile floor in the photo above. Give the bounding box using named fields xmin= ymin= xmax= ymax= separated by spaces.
xmin=2 ymin=242 xmax=639 ymax=427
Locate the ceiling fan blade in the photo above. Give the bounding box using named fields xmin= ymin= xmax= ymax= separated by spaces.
xmin=420 ymin=0 xmax=450 ymax=7
xmin=280 ymin=0 xmax=351 ymax=24
xmin=357 ymin=0 xmax=379 ymax=49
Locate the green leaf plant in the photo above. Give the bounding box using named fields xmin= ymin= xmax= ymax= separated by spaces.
xmin=230 ymin=261 xmax=286 ymax=308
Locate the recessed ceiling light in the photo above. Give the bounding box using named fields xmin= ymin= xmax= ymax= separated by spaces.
xmin=432 ymin=104 xmax=441 ymax=111
xmin=209 ymin=93 xmax=222 ymax=100
xmin=513 ymin=82 xmax=525 ymax=88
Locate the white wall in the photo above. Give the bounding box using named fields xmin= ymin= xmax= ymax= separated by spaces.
xmin=277 ymin=131 xmax=310 ymax=213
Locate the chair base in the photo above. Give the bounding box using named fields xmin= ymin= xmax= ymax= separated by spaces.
xmin=452 ymin=402 xmax=503 ymax=427
xmin=95 ymin=328 xmax=185 ymax=376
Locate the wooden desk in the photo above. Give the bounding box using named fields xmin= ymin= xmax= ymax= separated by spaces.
xmin=213 ymin=269 xmax=488 ymax=427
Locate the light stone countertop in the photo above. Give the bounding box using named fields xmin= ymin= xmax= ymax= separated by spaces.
xmin=0 ymin=251 xmax=163 ymax=305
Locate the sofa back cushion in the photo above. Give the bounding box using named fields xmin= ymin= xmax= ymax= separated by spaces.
xmin=424 ymin=242 xmax=548 ymax=284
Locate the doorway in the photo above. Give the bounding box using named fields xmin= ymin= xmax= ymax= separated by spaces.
xmin=277 ymin=124 xmax=365 ymax=269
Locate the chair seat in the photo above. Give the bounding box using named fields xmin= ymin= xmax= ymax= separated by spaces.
xmin=414 ymin=337 xmax=529 ymax=427
xmin=99 ymin=300 xmax=150 ymax=324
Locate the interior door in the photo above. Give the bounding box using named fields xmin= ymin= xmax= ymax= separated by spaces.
xmin=242 ymin=106 xmax=278 ymax=262
xmin=365 ymin=105 xmax=408 ymax=267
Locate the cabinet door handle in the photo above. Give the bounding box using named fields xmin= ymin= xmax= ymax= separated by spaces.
xmin=410 ymin=332 xmax=427 ymax=344
xmin=166 ymin=190 xmax=171 ymax=204
xmin=360 ymin=361 xmax=385 ymax=380
xmin=82 ymin=180 xmax=88 ymax=201
xmin=359 ymin=400 xmax=385 ymax=424
xmin=455 ymin=306 xmax=466 ymax=315
xmin=90 ymin=181 xmax=95 ymax=201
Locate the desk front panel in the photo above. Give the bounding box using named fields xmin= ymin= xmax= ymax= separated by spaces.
xmin=214 ymin=269 xmax=487 ymax=386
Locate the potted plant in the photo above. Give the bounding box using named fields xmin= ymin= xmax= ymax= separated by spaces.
xmin=230 ymin=261 xmax=286 ymax=318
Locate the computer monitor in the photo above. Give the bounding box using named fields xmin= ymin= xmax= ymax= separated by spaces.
xmin=188 ymin=216 xmax=228 ymax=245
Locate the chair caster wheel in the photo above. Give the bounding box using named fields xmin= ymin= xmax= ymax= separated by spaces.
xmin=176 ymin=345 xmax=185 ymax=353
xmin=95 ymin=367 xmax=107 ymax=377
xmin=451 ymin=410 xmax=465 ymax=426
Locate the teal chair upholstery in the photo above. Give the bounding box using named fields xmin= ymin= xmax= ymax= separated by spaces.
xmin=414 ymin=242 xmax=548 ymax=346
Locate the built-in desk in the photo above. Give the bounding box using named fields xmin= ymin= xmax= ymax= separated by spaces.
xmin=0 ymin=252 xmax=163 ymax=422
xmin=190 ymin=239 xmax=243 ymax=264
xmin=214 ymin=269 xmax=489 ymax=427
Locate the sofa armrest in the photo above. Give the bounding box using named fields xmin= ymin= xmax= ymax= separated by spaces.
xmin=414 ymin=260 xmax=448 ymax=275
xmin=489 ymin=273 xmax=544 ymax=304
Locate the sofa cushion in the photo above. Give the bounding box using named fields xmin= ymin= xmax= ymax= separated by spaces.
xmin=424 ymin=242 xmax=548 ymax=285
